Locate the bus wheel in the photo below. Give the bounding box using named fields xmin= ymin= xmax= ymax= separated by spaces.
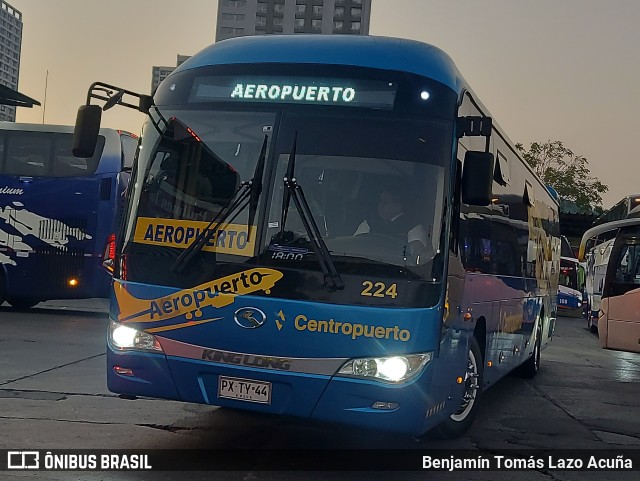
xmin=429 ymin=336 xmax=483 ymax=439
xmin=7 ymin=297 xmax=40 ymax=309
xmin=518 ymin=326 xmax=541 ymax=379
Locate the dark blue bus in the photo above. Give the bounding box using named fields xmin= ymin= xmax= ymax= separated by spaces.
xmin=0 ymin=123 xmax=137 ymax=308
xmin=73 ymin=35 xmax=559 ymax=438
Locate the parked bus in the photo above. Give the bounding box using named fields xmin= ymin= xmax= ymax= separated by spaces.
xmin=580 ymin=218 xmax=640 ymax=352
xmin=593 ymin=194 xmax=640 ymax=227
xmin=558 ymin=256 xmax=585 ymax=317
xmin=0 ymin=123 xmax=138 ymax=308
xmin=73 ymin=35 xmax=560 ymax=438
xmin=582 ymin=197 xmax=640 ymax=332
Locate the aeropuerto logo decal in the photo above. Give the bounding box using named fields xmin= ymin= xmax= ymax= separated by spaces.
xmin=114 ymin=268 xmax=283 ymax=328
xmin=133 ymin=217 xmax=256 ymax=256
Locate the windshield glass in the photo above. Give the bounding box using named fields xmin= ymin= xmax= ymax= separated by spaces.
xmin=123 ymin=107 xmax=451 ymax=291
xmin=262 ymin=111 xmax=450 ymax=279
xmin=560 ymin=259 xmax=579 ymax=290
xmin=122 ymin=109 xmax=276 ymax=287
xmin=608 ymin=226 xmax=640 ymax=296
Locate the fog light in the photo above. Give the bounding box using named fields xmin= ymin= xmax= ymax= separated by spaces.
xmin=114 ymin=366 xmax=134 ymax=376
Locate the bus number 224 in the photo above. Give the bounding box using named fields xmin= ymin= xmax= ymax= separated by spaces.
xmin=361 ymin=281 xmax=398 ymax=299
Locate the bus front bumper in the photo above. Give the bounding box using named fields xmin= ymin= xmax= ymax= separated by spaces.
xmin=107 ymin=347 xmax=453 ymax=435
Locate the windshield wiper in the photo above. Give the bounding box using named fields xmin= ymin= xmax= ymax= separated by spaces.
xmin=170 ymin=134 xmax=269 ymax=274
xmin=278 ymin=132 xmax=344 ymax=290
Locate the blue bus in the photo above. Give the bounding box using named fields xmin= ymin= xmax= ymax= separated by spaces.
xmin=73 ymin=35 xmax=559 ymax=438
xmin=0 ymin=123 xmax=138 ymax=308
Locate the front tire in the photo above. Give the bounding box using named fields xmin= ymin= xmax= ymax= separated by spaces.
xmin=430 ymin=336 xmax=483 ymax=439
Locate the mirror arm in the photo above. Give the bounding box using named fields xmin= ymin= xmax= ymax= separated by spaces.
xmin=84 ymin=81 xmax=153 ymax=114
xmin=457 ymin=116 xmax=493 ymax=152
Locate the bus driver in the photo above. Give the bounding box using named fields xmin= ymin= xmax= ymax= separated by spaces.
xmin=354 ymin=189 xmax=430 ymax=263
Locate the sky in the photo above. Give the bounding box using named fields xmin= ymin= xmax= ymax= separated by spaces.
xmin=8 ymin=0 xmax=640 ymax=208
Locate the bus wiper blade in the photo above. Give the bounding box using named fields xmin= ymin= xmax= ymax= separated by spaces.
xmin=278 ymin=132 xmax=296 ymax=239
xmin=247 ymin=134 xmax=268 ymax=236
xmin=170 ymin=183 xmax=251 ymax=274
xmin=279 ymin=132 xmax=344 ymax=290
xmin=170 ymin=135 xmax=269 ymax=274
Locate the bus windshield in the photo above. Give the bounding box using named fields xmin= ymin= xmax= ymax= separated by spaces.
xmin=607 ymin=226 xmax=640 ymax=297
xmin=122 ymin=105 xmax=452 ymax=298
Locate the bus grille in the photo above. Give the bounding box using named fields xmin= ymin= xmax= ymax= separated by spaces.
xmin=33 ymin=246 xmax=86 ymax=294
xmin=100 ymin=177 xmax=112 ymax=200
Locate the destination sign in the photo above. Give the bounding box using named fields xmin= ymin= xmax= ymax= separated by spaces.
xmin=189 ymin=76 xmax=397 ymax=109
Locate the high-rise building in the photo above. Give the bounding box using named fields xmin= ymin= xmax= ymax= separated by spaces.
xmin=151 ymin=54 xmax=191 ymax=92
xmin=0 ymin=1 xmax=22 ymax=121
xmin=216 ymin=0 xmax=372 ymax=42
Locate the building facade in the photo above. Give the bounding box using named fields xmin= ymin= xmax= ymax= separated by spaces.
xmin=216 ymin=0 xmax=372 ymax=42
xmin=0 ymin=1 xmax=22 ymax=121
xmin=151 ymin=54 xmax=191 ymax=92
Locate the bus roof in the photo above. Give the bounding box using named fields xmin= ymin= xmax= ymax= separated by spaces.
xmin=173 ymin=35 xmax=465 ymax=93
xmin=578 ymin=217 xmax=640 ymax=261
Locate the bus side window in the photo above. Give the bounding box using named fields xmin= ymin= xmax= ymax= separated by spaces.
xmin=5 ymin=133 xmax=50 ymax=176
xmin=53 ymin=135 xmax=95 ymax=177
xmin=0 ymin=134 xmax=4 ymax=172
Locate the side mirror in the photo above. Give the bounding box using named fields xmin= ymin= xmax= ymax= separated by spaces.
xmin=72 ymin=104 xmax=102 ymax=158
xmin=461 ymin=151 xmax=494 ymax=206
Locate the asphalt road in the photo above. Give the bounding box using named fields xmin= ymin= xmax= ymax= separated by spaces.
xmin=1 ymin=299 xmax=639 ymax=480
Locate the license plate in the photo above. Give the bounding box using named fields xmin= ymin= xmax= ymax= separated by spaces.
xmin=218 ymin=376 xmax=271 ymax=404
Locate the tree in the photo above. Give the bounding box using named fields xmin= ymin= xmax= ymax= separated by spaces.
xmin=515 ymin=140 xmax=608 ymax=210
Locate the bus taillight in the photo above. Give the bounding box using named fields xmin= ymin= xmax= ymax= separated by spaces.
xmin=102 ymin=233 xmax=117 ymax=274
xmin=119 ymin=254 xmax=128 ymax=281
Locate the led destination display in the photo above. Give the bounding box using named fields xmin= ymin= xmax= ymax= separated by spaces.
xmin=189 ymin=76 xmax=398 ymax=109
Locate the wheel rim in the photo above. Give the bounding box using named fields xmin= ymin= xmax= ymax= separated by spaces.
xmin=451 ymin=348 xmax=479 ymax=422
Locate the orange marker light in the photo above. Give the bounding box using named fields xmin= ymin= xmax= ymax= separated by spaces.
xmin=456 ymin=376 xmax=464 ymax=384
xmin=68 ymin=278 xmax=79 ymax=287
xmin=487 ymin=361 xmax=493 ymax=367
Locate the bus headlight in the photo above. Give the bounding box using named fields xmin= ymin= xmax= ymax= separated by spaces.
xmin=338 ymin=353 xmax=432 ymax=383
xmin=110 ymin=321 xmax=163 ymax=352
